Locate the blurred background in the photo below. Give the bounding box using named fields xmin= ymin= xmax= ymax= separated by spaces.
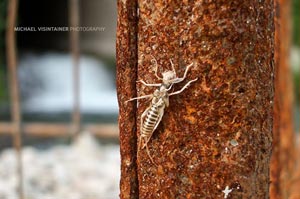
xmin=292 ymin=0 xmax=300 ymax=128
xmin=0 ymin=0 xmax=120 ymax=198
xmin=0 ymin=0 xmax=299 ymax=199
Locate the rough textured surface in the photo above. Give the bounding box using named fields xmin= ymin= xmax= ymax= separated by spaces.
xmin=116 ymin=0 xmax=139 ymax=198
xmin=118 ymin=0 xmax=274 ymax=198
xmin=270 ymin=0 xmax=295 ymax=198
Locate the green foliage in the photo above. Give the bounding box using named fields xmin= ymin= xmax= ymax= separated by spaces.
xmin=0 ymin=0 xmax=6 ymax=32
xmin=292 ymin=0 xmax=300 ymax=109
xmin=293 ymin=0 xmax=300 ymax=46
xmin=0 ymin=65 xmax=7 ymax=100
xmin=0 ymin=0 xmax=7 ymax=42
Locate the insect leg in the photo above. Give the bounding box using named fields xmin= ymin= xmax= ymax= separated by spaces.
xmin=137 ymin=80 xmax=161 ymax=87
xmin=169 ymin=78 xmax=198 ymax=96
xmin=182 ymin=62 xmax=194 ymax=79
xmin=173 ymin=62 xmax=194 ymax=83
xmin=126 ymin=94 xmax=153 ymax=103
xmin=145 ymin=142 xmax=157 ymax=165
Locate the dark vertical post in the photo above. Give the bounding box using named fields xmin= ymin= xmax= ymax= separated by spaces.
xmin=6 ymin=0 xmax=23 ymax=198
xmin=271 ymin=0 xmax=295 ymax=198
xmin=270 ymin=1 xmax=281 ymax=198
xmin=69 ymin=0 xmax=81 ymax=137
xmin=118 ymin=0 xmax=274 ymax=198
xmin=116 ymin=0 xmax=139 ymax=198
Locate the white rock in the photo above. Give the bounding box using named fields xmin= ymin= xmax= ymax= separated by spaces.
xmin=0 ymin=132 xmax=120 ymax=199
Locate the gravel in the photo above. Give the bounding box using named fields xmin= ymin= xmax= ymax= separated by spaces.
xmin=0 ymin=132 xmax=120 ymax=199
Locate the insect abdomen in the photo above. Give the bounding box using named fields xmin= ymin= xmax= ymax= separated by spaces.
xmin=142 ymin=105 xmax=159 ymax=136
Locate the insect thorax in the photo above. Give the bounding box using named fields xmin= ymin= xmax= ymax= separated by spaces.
xmin=162 ymin=71 xmax=176 ymax=80
xmin=152 ymin=89 xmax=169 ymax=108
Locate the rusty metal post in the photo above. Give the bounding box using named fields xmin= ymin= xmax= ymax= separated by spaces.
xmin=69 ymin=0 xmax=81 ymax=137
xmin=271 ymin=0 xmax=295 ymax=198
xmin=116 ymin=0 xmax=139 ymax=198
xmin=6 ymin=0 xmax=24 ymax=198
xmin=118 ymin=0 xmax=274 ymax=198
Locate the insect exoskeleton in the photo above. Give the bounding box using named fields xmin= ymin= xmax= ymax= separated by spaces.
xmin=126 ymin=56 xmax=198 ymax=165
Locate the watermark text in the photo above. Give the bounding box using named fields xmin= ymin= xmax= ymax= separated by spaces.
xmin=14 ymin=26 xmax=106 ymax=32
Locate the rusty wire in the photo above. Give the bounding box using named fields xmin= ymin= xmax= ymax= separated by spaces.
xmin=6 ymin=0 xmax=24 ymax=198
xmin=0 ymin=122 xmax=118 ymax=138
xmin=69 ymin=0 xmax=81 ymax=137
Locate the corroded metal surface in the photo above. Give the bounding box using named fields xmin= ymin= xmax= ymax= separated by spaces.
xmin=118 ymin=0 xmax=274 ymax=198
xmin=135 ymin=1 xmax=274 ymax=198
xmin=270 ymin=1 xmax=281 ymax=198
xmin=271 ymin=0 xmax=295 ymax=198
xmin=116 ymin=0 xmax=139 ymax=198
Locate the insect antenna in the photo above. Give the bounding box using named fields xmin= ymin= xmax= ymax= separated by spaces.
xmin=169 ymin=59 xmax=177 ymax=77
xmin=150 ymin=55 xmax=163 ymax=80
